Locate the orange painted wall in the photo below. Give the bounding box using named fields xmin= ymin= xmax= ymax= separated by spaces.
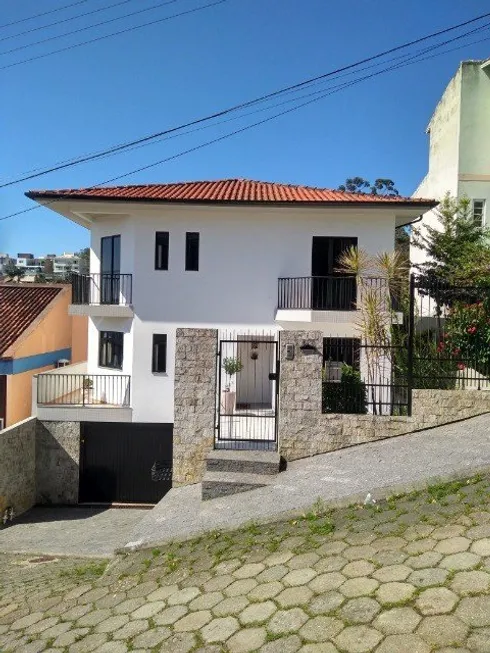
xmin=6 ymin=364 xmax=52 ymax=427
xmin=5 ymin=287 xmax=88 ymax=426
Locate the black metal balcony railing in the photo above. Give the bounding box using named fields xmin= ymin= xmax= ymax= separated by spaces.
xmin=71 ymin=273 xmax=132 ymax=306
xmin=278 ymin=276 xmax=358 ymax=310
xmin=37 ymin=373 xmax=131 ymax=407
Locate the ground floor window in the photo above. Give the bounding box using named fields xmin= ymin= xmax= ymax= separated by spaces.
xmin=99 ymin=331 xmax=124 ymax=369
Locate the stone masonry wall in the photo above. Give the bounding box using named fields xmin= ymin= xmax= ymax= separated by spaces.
xmin=173 ymin=328 xmax=217 ymax=486
xmin=0 ymin=417 xmax=36 ymax=518
xmin=36 ymin=421 xmax=80 ymax=504
xmin=279 ymin=330 xmax=490 ymax=461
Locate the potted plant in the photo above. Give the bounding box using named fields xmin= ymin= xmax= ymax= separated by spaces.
xmin=222 ymin=357 xmax=243 ymax=414
xmin=82 ymin=377 xmax=94 ymax=404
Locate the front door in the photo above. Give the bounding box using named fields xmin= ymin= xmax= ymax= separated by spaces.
xmin=311 ymin=236 xmax=357 ymax=309
xmin=100 ymin=235 xmax=121 ymax=304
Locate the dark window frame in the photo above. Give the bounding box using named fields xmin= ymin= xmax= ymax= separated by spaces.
xmin=155 ymin=231 xmax=169 ymax=270
xmin=99 ymin=331 xmax=124 ymax=370
xmin=152 ymin=334 xmax=167 ymax=374
xmin=185 ymin=232 xmax=199 ymax=271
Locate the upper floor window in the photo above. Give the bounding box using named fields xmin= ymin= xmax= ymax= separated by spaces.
xmin=99 ymin=331 xmax=123 ymax=370
xmin=473 ymin=200 xmax=486 ymax=227
xmin=155 ymin=232 xmax=169 ymax=270
xmin=185 ymin=232 xmax=199 ymax=271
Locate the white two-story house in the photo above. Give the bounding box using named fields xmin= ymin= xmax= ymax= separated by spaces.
xmin=29 ymin=178 xmax=434 ymax=431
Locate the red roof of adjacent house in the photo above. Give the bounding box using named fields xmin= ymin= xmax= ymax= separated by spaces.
xmin=0 ymin=284 xmax=64 ymax=356
xmin=26 ymin=179 xmax=436 ymax=207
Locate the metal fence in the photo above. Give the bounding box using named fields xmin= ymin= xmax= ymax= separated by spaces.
xmin=411 ymin=277 xmax=490 ymax=391
xmin=37 ymin=374 xmax=131 ymax=407
xmin=322 ymin=337 xmax=409 ymax=416
xmin=71 ymin=273 xmax=132 ymax=306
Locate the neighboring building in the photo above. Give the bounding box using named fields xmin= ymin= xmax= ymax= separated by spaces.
xmin=27 ymin=178 xmax=435 ymax=431
xmin=52 ymin=253 xmax=80 ymax=276
xmin=411 ymin=58 xmax=490 ymax=268
xmin=0 ymin=284 xmax=87 ymax=429
xmin=0 ymin=254 xmax=14 ymax=274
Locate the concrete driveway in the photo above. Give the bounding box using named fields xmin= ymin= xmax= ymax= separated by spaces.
xmin=0 ymin=506 xmax=146 ymax=558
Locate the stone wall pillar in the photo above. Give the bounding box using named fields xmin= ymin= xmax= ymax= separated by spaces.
xmin=36 ymin=421 xmax=80 ymax=504
xmin=173 ymin=328 xmax=218 ymax=485
xmin=278 ymin=330 xmax=323 ymax=460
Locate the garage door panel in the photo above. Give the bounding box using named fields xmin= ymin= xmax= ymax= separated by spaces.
xmin=80 ymin=422 xmax=173 ymax=504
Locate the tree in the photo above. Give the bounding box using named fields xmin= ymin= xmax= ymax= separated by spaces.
xmin=338 ymin=177 xmax=399 ymax=196
xmin=76 ymin=247 xmax=90 ymax=275
xmin=4 ymin=264 xmax=26 ymax=282
xmin=412 ymin=194 xmax=490 ymax=289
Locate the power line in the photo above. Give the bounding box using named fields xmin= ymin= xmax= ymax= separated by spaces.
xmin=0 ymin=0 xmax=188 ymax=56
xmin=4 ymin=26 xmax=489 ymax=224
xmin=0 ymin=0 xmax=228 ymax=71
xmin=0 ymin=0 xmax=135 ymax=44
xmin=0 ymin=0 xmax=92 ymax=30
xmin=2 ymin=9 xmax=490 ymax=188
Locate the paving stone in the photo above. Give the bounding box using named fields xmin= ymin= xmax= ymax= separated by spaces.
xmin=346 ymin=532 xmax=377 ymax=546
xmin=440 ymin=552 xmax=481 ymax=570
xmin=376 ymin=582 xmax=415 ymax=605
xmin=275 ymin=586 xmax=312 ymax=608
xmin=416 ymin=587 xmax=459 ymax=615
xmin=189 ymin=591 xmax=224 ymax=610
xmin=373 ymin=550 xmax=409 ymax=566
xmin=256 ymin=565 xmax=289 ymax=582
xmin=375 ymin=634 xmax=430 ymax=653
xmin=316 ymin=541 xmax=347 ymax=556
xmin=259 ymin=634 xmax=302 ymax=653
xmin=334 ymin=625 xmax=383 ymax=652
xmin=174 ymin=609 xmax=212 ymax=631
xmin=451 ymin=570 xmax=490 ymax=595
xmin=159 ymin=632 xmax=196 ymax=653
xmin=342 ymin=560 xmax=376 ymax=578
xmin=406 ymin=551 xmax=443 ymax=568
xmin=300 ymin=645 xmax=338 ymax=653
xmin=96 ymin=643 xmax=127 ymax=653
xmin=314 ymin=555 xmax=347 ymax=573
xmin=203 ymin=575 xmax=234 ymax=592
xmin=408 ymin=567 xmax=449 ymax=588
xmin=25 ymin=616 xmax=59 ymax=635
xmin=417 ymin=615 xmax=469 ymax=647
xmin=263 ymin=551 xmax=294 ymax=566
xmin=470 ymin=538 xmax=490 ymax=556
xmin=403 ymin=525 xmax=435 ymax=541
xmin=147 ymin=584 xmax=179 ymax=601
xmin=373 ymin=537 xmax=407 ymax=552
xmin=343 ymin=545 xmax=376 ymax=561
xmin=131 ymin=600 xmax=166 ymax=619
xmin=435 ymin=649 xmax=470 ymax=653
xmin=111 ymin=619 xmax=148 ymax=639
xmin=113 ymin=597 xmax=146 ymax=614
xmin=131 ymin=627 xmax=172 ymax=648
xmin=40 ymin=621 xmax=72 ymax=639
xmin=227 ymin=626 xmax=267 ymax=652
xmin=202 ymin=616 xmax=240 ymax=642
xmin=434 ymin=537 xmax=471 ymax=554
xmin=213 ymin=595 xmax=249 ymax=617
xmin=248 ymin=581 xmax=284 ymax=601
xmin=153 ymin=604 xmax=188 ymax=625
xmin=11 ymin=611 xmax=44 ymax=630
xmin=308 ymin=591 xmax=345 ymax=615
xmin=68 ymin=633 xmax=109 ymax=652
xmin=239 ymin=600 xmax=276 ymax=625
xmin=77 ymin=609 xmax=112 ymax=628
xmin=373 ymin=565 xmax=411 ymax=582
xmin=283 ymin=568 xmax=317 ymax=587
xmin=53 ymin=627 xmax=90 ymax=647
xmin=432 ymin=525 xmax=465 ymax=540
xmin=466 ymin=628 xmax=490 ymax=652
xmin=233 ymin=563 xmax=265 ymax=579
xmin=340 ymin=577 xmax=379 ymax=598
xmin=299 ymin=615 xmax=343 ymax=641
xmin=374 ymin=606 xmax=421 ymax=634
xmin=93 ymin=615 xmax=129 ymax=634
xmin=225 ymin=579 xmax=258 ymax=596
xmin=287 ymin=553 xmax=320 ymax=569
xmin=267 ymin=608 xmax=308 ymax=635
xmin=167 ymin=587 xmax=201 ymax=605
xmin=340 ymin=597 xmax=381 ymax=624
xmin=308 ymin=572 xmax=345 ymax=592
xmin=456 ymin=596 xmax=490 ymax=626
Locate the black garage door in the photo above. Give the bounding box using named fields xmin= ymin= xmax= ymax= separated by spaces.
xmin=79 ymin=422 xmax=173 ymax=504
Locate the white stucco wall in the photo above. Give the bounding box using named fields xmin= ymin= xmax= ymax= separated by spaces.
xmin=85 ymin=203 xmax=399 ymax=423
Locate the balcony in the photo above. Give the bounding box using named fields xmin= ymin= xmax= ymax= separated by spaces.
xmin=276 ymin=276 xmax=401 ymax=332
xmin=69 ymin=273 xmax=133 ymax=317
xmin=34 ymin=362 xmax=132 ymax=422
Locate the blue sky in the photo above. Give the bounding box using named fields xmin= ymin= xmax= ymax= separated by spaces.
xmin=1 ymin=0 xmax=489 ymax=256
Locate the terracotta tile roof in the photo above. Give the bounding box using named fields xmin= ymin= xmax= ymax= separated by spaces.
xmin=0 ymin=284 xmax=64 ymax=356
xmin=26 ymin=179 xmax=436 ymax=206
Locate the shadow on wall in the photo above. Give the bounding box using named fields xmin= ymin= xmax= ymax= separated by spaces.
xmin=2 ymin=506 xmax=111 ymax=525
xmin=35 ymin=421 xmax=80 ymax=505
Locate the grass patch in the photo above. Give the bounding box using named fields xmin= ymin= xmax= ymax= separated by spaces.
xmin=59 ymin=560 xmax=108 ymax=580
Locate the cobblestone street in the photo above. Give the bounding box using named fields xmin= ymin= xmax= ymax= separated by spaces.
xmin=2 ymin=473 xmax=490 ymax=652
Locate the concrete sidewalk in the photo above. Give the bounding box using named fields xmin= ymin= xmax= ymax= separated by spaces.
xmin=125 ymin=413 xmax=490 ymax=550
